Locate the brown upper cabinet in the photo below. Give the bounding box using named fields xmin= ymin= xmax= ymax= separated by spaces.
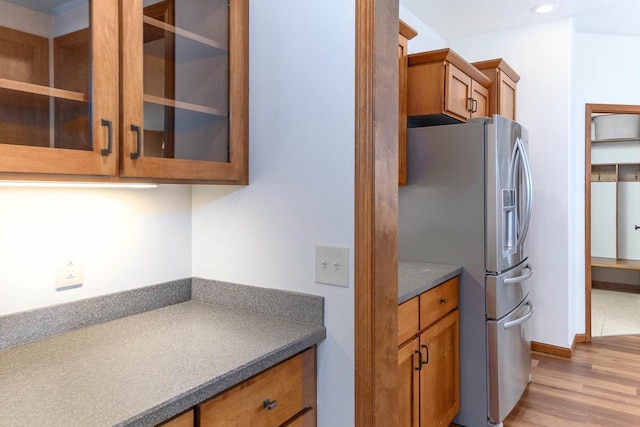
xmin=472 ymin=58 xmax=520 ymax=121
xmin=407 ymin=48 xmax=491 ymax=126
xmin=398 ymin=20 xmax=417 ymax=187
xmin=0 ymin=0 xmax=248 ymax=184
xmin=0 ymin=0 xmax=118 ymax=177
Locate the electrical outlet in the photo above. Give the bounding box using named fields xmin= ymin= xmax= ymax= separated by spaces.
xmin=55 ymin=255 xmax=84 ymax=290
xmin=315 ymin=245 xmax=349 ymax=287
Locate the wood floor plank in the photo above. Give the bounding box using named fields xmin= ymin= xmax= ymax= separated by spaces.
xmin=503 ymin=335 xmax=640 ymax=426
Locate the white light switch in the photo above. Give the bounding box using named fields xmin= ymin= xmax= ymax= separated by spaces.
xmin=55 ymin=255 xmax=84 ymax=290
xmin=315 ymin=245 xmax=349 ymax=287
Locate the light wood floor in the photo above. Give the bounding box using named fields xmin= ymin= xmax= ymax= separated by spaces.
xmin=504 ymin=335 xmax=640 ymax=426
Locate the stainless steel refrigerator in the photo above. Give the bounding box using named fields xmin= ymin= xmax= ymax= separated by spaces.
xmin=399 ymin=115 xmax=534 ymax=427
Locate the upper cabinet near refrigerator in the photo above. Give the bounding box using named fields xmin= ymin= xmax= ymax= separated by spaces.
xmin=0 ymin=0 xmax=248 ymax=184
xmin=407 ymin=48 xmax=491 ymax=126
xmin=472 ymin=58 xmax=520 ymax=121
xmin=406 ymin=49 xmax=520 ymax=126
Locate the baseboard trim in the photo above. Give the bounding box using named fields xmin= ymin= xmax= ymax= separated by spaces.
xmin=532 ymin=334 xmax=587 ymax=358
xmin=573 ymin=333 xmax=587 ymax=346
xmin=592 ymin=280 xmax=640 ymax=294
xmin=531 ymin=341 xmax=572 ymax=358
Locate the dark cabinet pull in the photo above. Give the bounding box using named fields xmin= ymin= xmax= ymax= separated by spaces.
xmin=472 ymin=98 xmax=478 ymax=113
xmin=414 ymin=350 xmax=422 ymax=371
xmin=130 ymin=124 xmax=141 ymax=159
xmin=421 ymin=344 xmax=429 ymax=365
xmin=635 ymin=225 xmax=640 ymax=230
xmin=263 ymin=398 xmax=277 ymax=410
xmin=440 ymin=298 xmax=449 ymax=304
xmin=100 ymin=119 xmax=113 ymax=156
xmin=467 ymin=97 xmax=474 ymax=112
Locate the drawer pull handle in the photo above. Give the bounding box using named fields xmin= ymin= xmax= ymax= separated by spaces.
xmin=263 ymin=399 xmax=278 ymax=410
xmin=440 ymin=298 xmax=449 ymax=304
xmin=421 ymin=344 xmax=429 ymax=365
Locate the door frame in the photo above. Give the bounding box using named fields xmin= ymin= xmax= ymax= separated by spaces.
xmin=584 ymin=103 xmax=640 ymax=342
xmin=355 ymin=0 xmax=399 ymax=425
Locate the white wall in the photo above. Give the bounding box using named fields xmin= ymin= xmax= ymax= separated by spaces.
xmin=399 ymin=4 xmax=446 ymax=53
xmin=573 ymin=33 xmax=640 ymax=320
xmin=447 ymin=20 xmax=575 ymax=348
xmin=191 ymin=1 xmax=355 ymax=426
xmin=0 ymin=185 xmax=192 ymax=315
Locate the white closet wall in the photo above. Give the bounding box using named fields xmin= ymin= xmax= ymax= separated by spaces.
xmin=591 ymin=182 xmax=616 ymax=258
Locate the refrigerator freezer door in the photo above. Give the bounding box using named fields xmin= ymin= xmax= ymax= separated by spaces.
xmin=485 ymin=115 xmax=531 ymax=274
xmin=486 ymin=260 xmax=534 ymax=319
xmin=487 ymin=297 xmax=533 ymax=424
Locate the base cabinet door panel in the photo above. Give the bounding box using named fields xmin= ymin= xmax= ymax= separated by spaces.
xmin=419 ymin=309 xmax=460 ymax=427
xmin=397 ymin=277 xmax=460 ymax=427
xmin=398 ymin=337 xmax=420 ymax=427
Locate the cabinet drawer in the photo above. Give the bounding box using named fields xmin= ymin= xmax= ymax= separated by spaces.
xmin=198 ymin=347 xmax=316 ymax=427
xmin=156 ymin=409 xmax=194 ymax=427
xmin=398 ymin=297 xmax=419 ymax=346
xmin=420 ymin=276 xmax=459 ymax=329
xmin=281 ymin=407 xmax=316 ymax=427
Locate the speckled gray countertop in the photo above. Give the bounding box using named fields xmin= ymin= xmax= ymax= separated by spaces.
xmin=398 ymin=260 xmax=462 ymax=304
xmin=0 ymin=289 xmax=326 ymax=426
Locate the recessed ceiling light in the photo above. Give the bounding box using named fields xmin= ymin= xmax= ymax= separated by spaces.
xmin=531 ymin=4 xmax=557 ymax=14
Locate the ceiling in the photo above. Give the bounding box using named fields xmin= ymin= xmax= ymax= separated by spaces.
xmin=4 ymin=0 xmax=86 ymax=15
xmin=400 ymin=0 xmax=640 ymax=39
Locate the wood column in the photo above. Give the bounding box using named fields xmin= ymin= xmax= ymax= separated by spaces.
xmin=355 ymin=0 xmax=399 ymax=425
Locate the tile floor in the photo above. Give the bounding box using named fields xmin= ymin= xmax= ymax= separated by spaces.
xmin=591 ymin=288 xmax=640 ymax=336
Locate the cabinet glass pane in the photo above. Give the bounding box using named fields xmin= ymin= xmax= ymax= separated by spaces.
xmin=0 ymin=0 xmax=91 ymax=151
xmin=142 ymin=0 xmax=229 ymax=162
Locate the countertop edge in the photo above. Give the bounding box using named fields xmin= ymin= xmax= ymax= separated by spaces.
xmin=398 ymin=261 xmax=463 ymax=304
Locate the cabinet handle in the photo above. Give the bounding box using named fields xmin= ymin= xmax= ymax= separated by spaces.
xmin=635 ymin=225 xmax=640 ymax=230
xmin=414 ymin=350 xmax=422 ymax=371
xmin=130 ymin=124 xmax=142 ymax=160
xmin=100 ymin=119 xmax=113 ymax=156
xmin=440 ymin=298 xmax=449 ymax=304
xmin=472 ymin=98 xmax=478 ymax=113
xmin=421 ymin=344 xmax=429 ymax=365
xmin=263 ymin=398 xmax=278 ymax=410
xmin=467 ymin=97 xmax=474 ymax=112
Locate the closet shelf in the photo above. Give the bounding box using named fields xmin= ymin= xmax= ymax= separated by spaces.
xmin=592 ymin=257 xmax=640 ymax=271
xmin=592 ymin=137 xmax=640 ymax=144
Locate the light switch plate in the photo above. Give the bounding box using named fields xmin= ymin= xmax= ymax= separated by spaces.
xmin=315 ymin=245 xmax=349 ymax=287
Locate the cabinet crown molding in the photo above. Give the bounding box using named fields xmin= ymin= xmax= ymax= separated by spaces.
xmin=408 ymin=48 xmax=491 ymax=87
xmin=472 ymin=58 xmax=521 ymax=83
xmin=399 ymin=20 xmax=418 ymax=40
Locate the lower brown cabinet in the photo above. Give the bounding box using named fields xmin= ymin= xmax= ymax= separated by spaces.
xmin=156 ymin=347 xmax=316 ymax=427
xmin=157 ymin=409 xmax=194 ymax=427
xmin=398 ymin=277 xmax=460 ymax=427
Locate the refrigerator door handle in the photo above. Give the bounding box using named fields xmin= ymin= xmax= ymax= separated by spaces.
xmin=503 ymin=301 xmax=534 ymax=329
xmin=503 ymin=263 xmax=534 ymax=284
xmin=518 ymin=138 xmax=534 ymax=246
xmin=510 ymin=137 xmax=533 ymax=249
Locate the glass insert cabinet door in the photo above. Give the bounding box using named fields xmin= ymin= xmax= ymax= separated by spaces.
xmin=120 ymin=0 xmax=248 ymax=182
xmin=0 ymin=0 xmax=118 ymax=176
